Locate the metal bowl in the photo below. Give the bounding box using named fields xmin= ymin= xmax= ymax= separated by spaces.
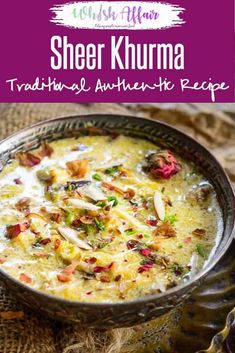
xmin=0 ymin=114 xmax=234 ymax=328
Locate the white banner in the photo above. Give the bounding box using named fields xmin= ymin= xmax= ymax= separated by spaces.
xmin=50 ymin=1 xmax=185 ymax=30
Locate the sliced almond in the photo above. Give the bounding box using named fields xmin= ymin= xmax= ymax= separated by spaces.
xmin=154 ymin=191 xmax=165 ymax=221
xmin=69 ymin=198 xmax=100 ymax=211
xmin=114 ymin=209 xmax=149 ymax=231
xmin=82 ymin=185 xmax=107 ymax=201
xmin=58 ymin=226 xmax=92 ymax=250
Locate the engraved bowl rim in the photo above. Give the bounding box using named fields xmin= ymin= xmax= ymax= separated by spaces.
xmin=0 ymin=113 xmax=234 ymax=310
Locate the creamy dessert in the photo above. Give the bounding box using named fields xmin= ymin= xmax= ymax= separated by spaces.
xmin=0 ymin=133 xmax=223 ymax=302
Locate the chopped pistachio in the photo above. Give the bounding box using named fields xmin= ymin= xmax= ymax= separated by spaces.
xmin=96 ymin=201 xmax=106 ymax=207
xmin=94 ymin=218 xmax=105 ymax=231
xmin=105 ymin=166 xmax=119 ymax=176
xmin=64 ymin=210 xmax=74 ymax=225
xmin=164 ymin=214 xmax=177 ymax=226
xmin=92 ymin=173 xmax=102 ymax=181
xmin=196 ymin=244 xmax=207 ymax=258
xmin=107 ymin=195 xmax=118 ymax=206
xmin=125 ymin=228 xmax=136 ymax=236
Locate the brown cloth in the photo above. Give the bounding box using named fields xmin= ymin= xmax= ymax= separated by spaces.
xmin=0 ymin=103 xmax=234 ymax=353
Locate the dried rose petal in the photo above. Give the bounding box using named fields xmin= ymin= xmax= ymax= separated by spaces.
xmin=139 ymin=248 xmax=152 ymax=257
xmin=192 ymin=228 xmax=206 ymax=237
xmin=49 ymin=213 xmax=62 ymax=223
xmin=94 ymin=262 xmax=114 ymax=273
xmin=138 ymin=263 xmax=154 ymax=273
xmin=39 ymin=142 xmax=54 ymax=158
xmin=146 ymin=150 xmax=181 ymax=179
xmin=114 ymin=274 xmax=122 ymax=282
xmin=17 ymin=152 xmax=41 ymax=168
xmin=146 ymin=219 xmax=158 ymax=226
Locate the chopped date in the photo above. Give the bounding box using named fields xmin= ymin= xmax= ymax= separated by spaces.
xmin=192 ymin=228 xmax=206 ymax=237
xmin=54 ymin=239 xmax=61 ymax=250
xmin=114 ymin=274 xmax=122 ymax=282
xmin=14 ymin=178 xmax=23 ymax=185
xmin=146 ymin=219 xmax=158 ymax=226
xmin=49 ymin=212 xmax=62 ymax=223
xmin=40 ymin=238 xmax=51 ymax=245
xmin=139 ymin=248 xmax=152 ymax=257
